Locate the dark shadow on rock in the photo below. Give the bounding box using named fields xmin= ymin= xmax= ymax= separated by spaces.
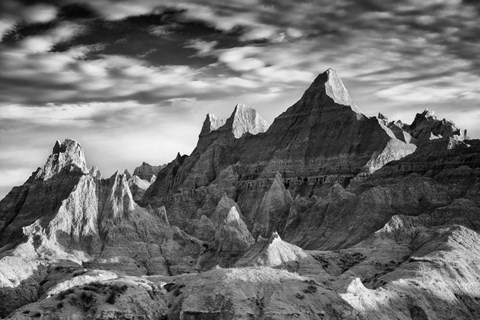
xmin=0 ymin=260 xmax=82 ymax=318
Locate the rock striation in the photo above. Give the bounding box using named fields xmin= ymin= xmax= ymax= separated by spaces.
xmin=2 ymin=68 xmax=480 ymax=319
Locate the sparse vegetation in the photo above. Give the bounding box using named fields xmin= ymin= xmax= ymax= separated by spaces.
xmin=303 ymin=285 xmax=317 ymax=294
xmin=106 ymin=284 xmax=128 ymax=304
xmin=295 ymin=293 xmax=305 ymax=299
xmin=57 ymin=288 xmax=75 ymax=300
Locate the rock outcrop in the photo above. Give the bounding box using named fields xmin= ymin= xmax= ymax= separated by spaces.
xmin=133 ymin=162 xmax=165 ymax=181
xmin=0 ymin=140 xmax=207 ymax=316
xmin=2 ymin=68 xmax=480 ymax=319
xmin=210 ymin=195 xmax=254 ymax=265
xmin=225 ymin=103 xmax=270 ymax=139
xmin=251 ymin=172 xmax=293 ymax=238
xmin=35 ymin=139 xmax=89 ymax=180
xmin=406 ymin=109 xmax=462 ymax=142
xmin=235 ymin=232 xmax=321 ymax=274
xmin=127 ymin=175 xmax=151 ymax=202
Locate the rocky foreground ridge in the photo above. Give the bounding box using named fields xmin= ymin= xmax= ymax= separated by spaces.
xmin=1 ymin=69 xmax=480 ymax=319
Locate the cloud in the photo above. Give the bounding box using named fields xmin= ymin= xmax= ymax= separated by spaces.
xmin=0 ymin=1 xmax=58 ymax=24
xmin=1 ymin=0 xmax=480 ymax=199
xmin=0 ymin=42 xmax=266 ymax=106
xmin=0 ymin=18 xmax=15 ymax=38
xmin=22 ymin=4 xmax=58 ymax=23
xmin=185 ymin=39 xmax=217 ymax=56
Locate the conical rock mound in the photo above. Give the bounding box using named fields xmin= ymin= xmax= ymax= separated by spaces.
xmin=235 ymin=232 xmax=311 ymax=269
xmin=211 ymin=195 xmax=254 ymax=258
xmin=252 ymin=172 xmax=293 ymax=238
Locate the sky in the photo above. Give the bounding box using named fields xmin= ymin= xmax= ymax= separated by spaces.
xmin=0 ymin=0 xmax=479 ymax=198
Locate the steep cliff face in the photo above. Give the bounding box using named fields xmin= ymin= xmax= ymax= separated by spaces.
xmin=0 ymin=139 xmax=88 ymax=248
xmin=142 ymin=69 xmax=421 ymax=247
xmin=253 ymin=69 xmax=416 ymax=177
xmin=145 ymin=69 xmax=416 ymax=207
xmin=0 ymin=140 xmax=209 ymax=316
xmin=226 ymin=103 xmax=270 ymax=139
xmin=2 ymin=69 xmax=480 ymax=319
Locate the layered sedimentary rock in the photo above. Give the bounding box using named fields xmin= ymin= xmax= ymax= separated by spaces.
xmin=0 ymin=139 xmax=88 ymax=248
xmin=0 ymin=140 xmax=205 ymax=316
xmin=2 ymin=68 xmax=480 ymax=319
xmin=145 ymin=69 xmax=415 ymax=203
xmin=142 ymin=69 xmax=421 ymax=249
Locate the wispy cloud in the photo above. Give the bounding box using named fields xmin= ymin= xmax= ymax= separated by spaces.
xmin=0 ymin=0 xmax=479 ymax=199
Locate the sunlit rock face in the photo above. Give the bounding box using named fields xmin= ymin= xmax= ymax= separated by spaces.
xmin=256 ymin=68 xmax=416 ymax=176
xmin=2 ymin=69 xmax=480 ymax=319
xmin=36 ymin=139 xmax=89 ymax=180
xmin=127 ymin=175 xmax=151 ymax=202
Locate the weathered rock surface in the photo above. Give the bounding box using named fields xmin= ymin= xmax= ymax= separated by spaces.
xmin=251 ymin=172 xmax=293 ymax=238
xmin=2 ymin=68 xmax=480 ymax=319
xmin=0 ymin=140 xmax=206 ymax=316
xmin=133 ymin=162 xmax=165 ymax=181
xmin=235 ymin=232 xmax=323 ymax=275
xmin=406 ymin=109 xmax=462 ymax=142
xmin=209 ymin=195 xmax=255 ymax=266
xmin=36 ymin=139 xmax=89 ymax=180
xmin=127 ymin=175 xmax=151 ymax=202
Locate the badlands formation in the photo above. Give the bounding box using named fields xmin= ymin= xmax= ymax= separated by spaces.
xmin=1 ymin=69 xmax=480 ymax=319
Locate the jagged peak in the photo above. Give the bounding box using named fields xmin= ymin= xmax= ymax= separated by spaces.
xmin=421 ymin=108 xmax=435 ymax=118
xmin=198 ymin=104 xmax=269 ymax=139
xmin=132 ymin=162 xmax=164 ymax=181
xmin=36 ymin=139 xmax=88 ymax=180
xmin=378 ymin=113 xmax=388 ymax=121
xmin=408 ymin=109 xmax=461 ymax=141
xmin=105 ymin=170 xmax=135 ymax=212
xmin=225 ymin=103 xmax=269 ymax=138
xmin=89 ymin=166 xmax=102 ymax=179
xmin=313 ymin=68 xmax=358 ymax=111
xmin=212 ymin=194 xmax=247 ymax=226
xmin=200 ymin=112 xmax=226 ymax=136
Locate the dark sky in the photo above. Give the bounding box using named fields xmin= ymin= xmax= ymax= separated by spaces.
xmin=0 ymin=0 xmax=479 ymax=198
